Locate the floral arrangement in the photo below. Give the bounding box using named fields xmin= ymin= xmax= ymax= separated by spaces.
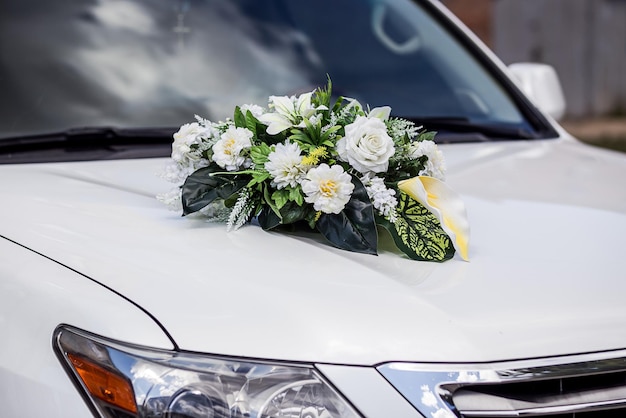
xmin=159 ymin=81 xmax=469 ymax=262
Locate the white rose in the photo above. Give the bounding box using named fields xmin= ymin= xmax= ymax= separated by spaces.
xmin=337 ymin=116 xmax=395 ymax=174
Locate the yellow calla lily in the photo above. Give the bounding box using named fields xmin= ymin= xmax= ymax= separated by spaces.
xmin=398 ymin=176 xmax=471 ymax=261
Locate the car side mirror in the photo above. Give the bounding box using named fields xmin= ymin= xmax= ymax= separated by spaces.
xmin=507 ymin=63 xmax=566 ymax=121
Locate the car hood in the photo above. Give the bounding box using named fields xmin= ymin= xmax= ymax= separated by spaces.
xmin=1 ymin=137 xmax=626 ymax=365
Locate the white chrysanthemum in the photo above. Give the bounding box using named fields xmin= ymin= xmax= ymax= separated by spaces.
xmin=302 ymin=164 xmax=354 ymax=214
xmin=409 ymin=140 xmax=446 ymax=180
xmin=337 ymin=116 xmax=395 ymax=174
xmin=240 ymin=104 xmax=264 ymax=118
xmin=258 ymin=92 xmax=327 ymax=135
xmin=265 ymin=141 xmax=306 ymax=189
xmin=172 ymin=122 xmax=212 ymax=164
xmin=212 ymin=126 xmax=253 ymax=171
xmin=362 ymin=175 xmax=398 ymax=221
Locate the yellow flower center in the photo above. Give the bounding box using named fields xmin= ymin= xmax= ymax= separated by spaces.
xmin=223 ymin=138 xmax=236 ymax=155
xmin=319 ymin=180 xmax=337 ymax=197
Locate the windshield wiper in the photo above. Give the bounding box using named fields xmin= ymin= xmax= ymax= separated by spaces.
xmin=0 ymin=127 xmax=176 ymax=148
xmin=0 ymin=127 xmax=175 ymax=164
xmin=402 ymin=117 xmax=539 ymax=142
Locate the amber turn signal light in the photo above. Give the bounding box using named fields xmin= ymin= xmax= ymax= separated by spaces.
xmin=68 ymin=353 xmax=138 ymax=414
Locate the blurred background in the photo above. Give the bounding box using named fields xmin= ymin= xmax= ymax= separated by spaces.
xmin=443 ymin=0 xmax=626 ymax=152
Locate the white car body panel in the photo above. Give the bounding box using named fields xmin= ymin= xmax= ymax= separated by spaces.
xmin=0 ymin=238 xmax=174 ymax=417
xmin=1 ymin=138 xmax=624 ymax=367
xmin=2 ymin=1 xmax=626 ymax=416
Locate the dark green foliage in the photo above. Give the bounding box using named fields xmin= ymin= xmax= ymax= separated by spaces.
xmin=316 ymin=176 xmax=378 ymax=255
xmin=181 ymin=165 xmax=248 ymax=215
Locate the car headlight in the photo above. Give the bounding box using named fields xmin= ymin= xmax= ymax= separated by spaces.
xmin=54 ymin=326 xmax=362 ymax=418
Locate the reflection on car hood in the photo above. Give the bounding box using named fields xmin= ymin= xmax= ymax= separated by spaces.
xmin=1 ymin=137 xmax=625 ymax=365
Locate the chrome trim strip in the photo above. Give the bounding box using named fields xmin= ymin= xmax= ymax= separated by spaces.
xmin=462 ymin=399 xmax=626 ymax=417
xmin=377 ymin=350 xmax=626 ymax=418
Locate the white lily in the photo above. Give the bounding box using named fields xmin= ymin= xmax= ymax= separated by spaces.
xmin=368 ymin=106 xmax=391 ymax=121
xmin=259 ymin=92 xmax=327 ymax=135
xmin=398 ymin=176 xmax=470 ymax=261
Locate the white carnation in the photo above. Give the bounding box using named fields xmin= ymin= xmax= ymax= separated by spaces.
xmin=302 ymin=164 xmax=354 ymax=214
xmin=409 ymin=140 xmax=446 ymax=180
xmin=212 ymin=126 xmax=253 ymax=171
xmin=337 ymin=116 xmax=395 ymax=174
xmin=265 ymin=141 xmax=306 ymax=189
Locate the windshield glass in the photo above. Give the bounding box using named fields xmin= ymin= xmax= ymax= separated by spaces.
xmin=1 ymin=0 xmax=542 ymax=142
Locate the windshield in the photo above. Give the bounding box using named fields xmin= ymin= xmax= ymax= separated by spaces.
xmin=0 ymin=0 xmax=552 ymax=145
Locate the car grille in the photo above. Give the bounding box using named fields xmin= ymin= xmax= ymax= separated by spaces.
xmin=377 ymin=351 xmax=626 ymax=417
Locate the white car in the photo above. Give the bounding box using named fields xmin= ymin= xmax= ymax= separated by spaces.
xmin=1 ymin=1 xmax=626 ymax=417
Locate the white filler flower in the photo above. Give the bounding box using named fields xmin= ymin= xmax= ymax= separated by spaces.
xmin=302 ymin=164 xmax=354 ymax=214
xmin=337 ymin=116 xmax=395 ymax=174
xmin=212 ymin=126 xmax=253 ymax=171
xmin=362 ymin=175 xmax=398 ymax=220
xmin=265 ymin=141 xmax=306 ymax=189
xmin=410 ymin=140 xmax=446 ymax=180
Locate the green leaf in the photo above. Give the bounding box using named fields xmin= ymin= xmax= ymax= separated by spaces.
xmin=279 ymin=201 xmax=309 ymax=225
xmin=316 ymin=176 xmax=378 ymax=255
xmin=181 ymin=165 xmax=248 ymax=215
xmin=247 ymin=171 xmax=270 ymax=187
xmin=288 ymin=129 xmax=316 ymax=147
xmin=258 ymin=205 xmax=281 ymax=230
xmin=262 ymin=185 xmax=281 ymax=219
xmin=418 ymin=131 xmax=437 ymax=142
xmin=313 ymin=76 xmax=333 ymax=108
xmin=234 ymin=106 xmax=246 ymax=128
xmin=378 ymin=192 xmax=455 ymax=261
xmin=257 ymin=200 xmax=309 ymax=230
xmin=271 ymin=189 xmax=290 ymax=210
xmin=320 ymin=125 xmax=341 ymax=142
xmin=288 ymin=187 xmax=304 ymax=206
xmin=332 ymin=96 xmax=346 ymax=113
xmin=250 ymin=143 xmax=271 ymax=165
xmin=245 ymin=110 xmax=258 ymax=136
